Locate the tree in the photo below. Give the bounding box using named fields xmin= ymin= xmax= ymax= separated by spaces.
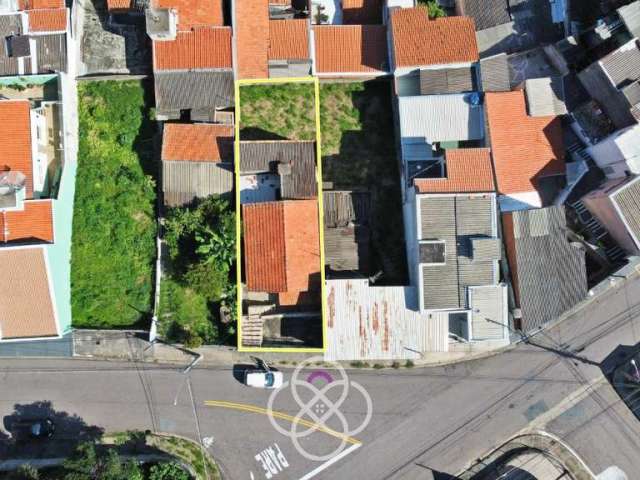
xmin=8 ymin=465 xmax=39 ymax=480
xmin=419 ymin=0 xmax=446 ymax=19
xmin=149 ymin=462 xmax=190 ymax=480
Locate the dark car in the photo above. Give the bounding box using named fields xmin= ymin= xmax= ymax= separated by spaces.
xmin=11 ymin=418 xmax=55 ymax=442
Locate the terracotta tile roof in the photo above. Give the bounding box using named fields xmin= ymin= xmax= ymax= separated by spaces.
xmin=153 ymin=27 xmax=232 ymax=71
xmin=414 ymin=148 xmax=495 ymax=193
xmin=243 ymin=202 xmax=287 ymax=292
xmin=243 ymin=200 xmax=320 ymax=301
xmin=485 ymin=91 xmax=565 ymax=196
xmin=342 ymin=0 xmax=382 ymax=24
xmin=0 ymin=247 xmax=58 ymax=340
xmin=313 ymin=25 xmax=387 ymax=73
xmin=268 ymin=19 xmax=309 ymax=60
xmin=106 ymin=0 xmax=131 ymax=10
xmin=281 ymin=199 xmax=320 ymax=305
xmin=235 ymin=0 xmax=270 ymax=79
xmin=28 ymin=8 xmax=67 ymax=32
xmin=18 ymin=0 xmax=63 ymax=9
xmin=0 ymin=200 xmax=54 ymax=244
xmin=390 ymin=8 xmax=478 ymax=68
xmin=162 ymin=123 xmax=233 ymax=162
xmin=0 ymin=100 xmax=33 ymax=198
xmin=154 ymin=0 xmax=223 ymax=29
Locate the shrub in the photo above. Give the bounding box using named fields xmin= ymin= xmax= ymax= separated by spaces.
xmin=71 ymin=81 xmax=156 ymax=328
xmin=405 ymin=359 xmax=415 ymax=368
xmin=373 ymin=363 xmax=384 ymax=369
xmin=391 ymin=361 xmax=400 ymax=369
xmin=149 ymin=462 xmax=190 ymax=480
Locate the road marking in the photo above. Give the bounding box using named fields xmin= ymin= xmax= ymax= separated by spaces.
xmin=203 ymin=400 xmax=361 ymax=445
xmin=297 ymin=442 xmax=361 ymax=480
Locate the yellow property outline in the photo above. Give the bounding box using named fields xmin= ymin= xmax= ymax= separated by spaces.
xmin=234 ymin=76 xmax=327 ymax=353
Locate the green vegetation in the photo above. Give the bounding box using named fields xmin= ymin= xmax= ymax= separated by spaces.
xmin=405 ymin=359 xmax=415 ymax=368
xmin=5 ymin=441 xmax=192 ymax=480
xmin=239 ymin=83 xmax=316 ymax=140
xmin=71 ymin=81 xmax=157 ymax=328
xmin=148 ymin=434 xmax=221 ymax=480
xmin=418 ymin=0 xmax=447 ymax=18
xmin=160 ymin=196 xmax=236 ymax=347
xmin=320 ymin=82 xmax=407 ymax=283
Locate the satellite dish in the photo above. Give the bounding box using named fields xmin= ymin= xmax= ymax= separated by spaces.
xmin=0 ymin=171 xmax=26 ymax=196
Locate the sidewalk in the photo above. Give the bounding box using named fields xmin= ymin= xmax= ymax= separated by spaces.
xmin=59 ymin=256 xmax=640 ymax=369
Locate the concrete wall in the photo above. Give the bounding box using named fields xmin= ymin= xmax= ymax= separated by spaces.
xmin=583 ymin=190 xmax=640 ymax=255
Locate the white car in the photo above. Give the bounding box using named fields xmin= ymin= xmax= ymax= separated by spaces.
xmin=244 ymin=370 xmax=284 ymax=389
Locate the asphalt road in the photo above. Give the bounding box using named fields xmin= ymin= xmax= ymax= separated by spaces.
xmin=2 ymin=275 xmax=640 ymax=480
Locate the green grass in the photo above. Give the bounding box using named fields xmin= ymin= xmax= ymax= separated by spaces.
xmin=239 ymin=83 xmax=316 ymax=140
xmin=319 ymin=81 xmax=407 ymax=284
xmin=71 ymin=80 xmax=157 ymax=328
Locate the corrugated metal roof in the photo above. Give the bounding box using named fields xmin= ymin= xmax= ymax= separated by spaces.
xmin=525 ymin=76 xmax=567 ymax=116
xmin=398 ymin=94 xmax=484 ymax=143
xmin=468 ymin=284 xmax=507 ymax=341
xmin=600 ymin=39 xmax=640 ymax=89
xmin=502 ymin=206 xmax=588 ymax=333
xmin=239 ymin=141 xmax=317 ymax=199
xmin=323 ymin=225 xmax=370 ymax=272
xmin=619 ymin=1 xmax=640 ymax=39
xmin=622 ymin=81 xmax=640 ymax=107
xmin=322 ymin=191 xmax=370 ymax=227
xmin=419 ymin=66 xmax=475 ymax=95
xmin=456 ymin=0 xmax=511 ymax=31
xmin=419 ymin=193 xmax=499 ymax=310
xmin=613 ymin=177 xmax=640 ymax=250
xmin=0 ymin=15 xmax=21 ymax=76
xmin=325 ymin=279 xmax=449 ymax=361
xmin=479 ymin=53 xmax=510 ymax=92
xmin=35 ymin=33 xmax=67 ymax=73
xmin=162 ymin=161 xmax=233 ymax=207
xmin=154 ymin=70 xmax=234 ymax=114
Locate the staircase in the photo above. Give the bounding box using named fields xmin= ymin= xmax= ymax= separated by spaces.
xmin=571 ymin=200 xmax=626 ymax=263
xmin=241 ymin=315 xmax=264 ymax=347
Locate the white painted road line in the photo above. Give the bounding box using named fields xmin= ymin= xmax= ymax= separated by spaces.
xmin=297 ymin=442 xmax=362 ymax=480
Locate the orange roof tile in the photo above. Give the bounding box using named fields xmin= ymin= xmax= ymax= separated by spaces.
xmin=18 ymin=0 xmax=63 ymax=9
xmin=342 ymin=0 xmax=382 ymax=24
xmin=485 ymin=91 xmax=565 ymax=196
xmin=28 ymin=8 xmax=67 ymax=32
xmin=281 ymin=199 xmax=320 ymax=304
xmin=235 ymin=0 xmax=270 ymax=79
xmin=390 ymin=8 xmax=478 ymax=68
xmin=243 ymin=202 xmax=287 ymax=292
xmin=0 ymin=247 xmax=58 ymax=339
xmin=106 ymin=0 xmax=131 ymax=10
xmin=162 ymin=123 xmax=234 ymax=162
xmin=414 ymin=148 xmax=495 ymax=194
xmin=268 ymin=19 xmax=309 ymax=60
xmin=0 ymin=200 xmax=54 ymax=244
xmin=154 ymin=0 xmax=223 ymax=29
xmin=0 ymin=100 xmax=33 ymax=198
xmin=153 ymin=27 xmax=232 ymax=71
xmin=313 ymin=25 xmax=387 ymax=73
xmin=243 ymin=200 xmax=320 ymax=301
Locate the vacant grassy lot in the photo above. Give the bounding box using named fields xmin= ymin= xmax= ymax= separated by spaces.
xmin=71 ymin=80 xmax=157 ymax=328
xmin=320 ymin=81 xmax=407 ymax=284
xmin=239 ymin=82 xmax=316 ymax=140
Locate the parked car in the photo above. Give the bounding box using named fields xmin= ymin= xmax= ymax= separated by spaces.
xmin=11 ymin=418 xmax=55 ymax=441
xmin=244 ymin=370 xmax=284 ymax=389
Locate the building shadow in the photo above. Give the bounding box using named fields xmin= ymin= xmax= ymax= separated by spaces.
xmin=239 ymin=127 xmax=289 ymax=142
